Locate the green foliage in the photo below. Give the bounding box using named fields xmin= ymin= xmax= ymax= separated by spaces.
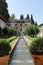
xmin=9 ymin=14 xmax=15 ymax=21
xmin=24 ymin=25 xmax=30 ymax=35
xmin=9 ymin=27 xmax=17 ymax=37
xmin=34 ymin=25 xmax=39 ymax=35
xmin=31 ymin=14 xmax=34 ymax=24
xmin=0 ymin=36 xmax=17 ymax=56
xmin=2 ymin=26 xmax=9 ymax=36
xmin=0 ymin=39 xmax=11 ymax=56
xmin=24 ymin=25 xmax=39 ymax=37
xmin=0 ymin=0 xmax=5 ymax=3
xmin=2 ymin=26 xmax=17 ymax=38
xmin=20 ymin=14 xmax=24 ymax=19
xmin=30 ymin=38 xmax=43 ymax=55
xmin=34 ymin=21 xmax=38 ymax=25
xmin=29 ymin=25 xmax=35 ymax=37
xmin=7 ymin=36 xmax=17 ymax=42
xmin=0 ymin=36 xmax=17 ymax=43
xmin=26 ymin=36 xmax=37 ymax=41
xmin=26 ymin=14 xmax=29 ymax=19
xmin=0 ymin=0 xmax=10 ymax=21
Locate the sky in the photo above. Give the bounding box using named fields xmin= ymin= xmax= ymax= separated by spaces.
xmin=6 ymin=0 xmax=43 ymax=25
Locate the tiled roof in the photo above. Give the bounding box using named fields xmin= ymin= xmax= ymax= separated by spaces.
xmin=39 ymin=23 xmax=43 ymax=26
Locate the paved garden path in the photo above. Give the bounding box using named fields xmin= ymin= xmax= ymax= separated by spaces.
xmin=9 ymin=37 xmax=34 ymax=65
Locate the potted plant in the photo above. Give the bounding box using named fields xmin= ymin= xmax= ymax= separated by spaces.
xmin=0 ymin=39 xmax=11 ymax=65
xmin=29 ymin=38 xmax=43 ymax=65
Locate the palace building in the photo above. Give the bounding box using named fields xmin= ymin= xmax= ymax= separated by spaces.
xmin=0 ymin=16 xmax=6 ymax=29
xmin=7 ymin=18 xmax=32 ymax=35
xmin=37 ymin=23 xmax=43 ymax=37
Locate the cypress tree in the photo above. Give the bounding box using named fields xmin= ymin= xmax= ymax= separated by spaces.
xmin=0 ymin=0 xmax=10 ymax=22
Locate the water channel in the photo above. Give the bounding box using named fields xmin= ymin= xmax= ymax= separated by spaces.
xmin=9 ymin=37 xmax=34 ymax=65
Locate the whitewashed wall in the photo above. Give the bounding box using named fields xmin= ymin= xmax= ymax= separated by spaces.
xmin=0 ymin=19 xmax=6 ymax=29
xmin=37 ymin=26 xmax=43 ymax=37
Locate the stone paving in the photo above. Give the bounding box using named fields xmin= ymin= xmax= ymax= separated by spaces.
xmin=9 ymin=37 xmax=34 ymax=65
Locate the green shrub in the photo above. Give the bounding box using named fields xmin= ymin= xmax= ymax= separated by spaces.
xmin=24 ymin=25 xmax=39 ymax=37
xmin=24 ymin=25 xmax=31 ymax=35
xmin=9 ymin=27 xmax=17 ymax=37
xmin=30 ymin=38 xmax=43 ymax=55
xmin=7 ymin=36 xmax=17 ymax=42
xmin=0 ymin=39 xmax=11 ymax=56
xmin=2 ymin=26 xmax=9 ymax=38
xmin=34 ymin=25 xmax=40 ymax=35
xmin=27 ymin=36 xmax=37 ymax=41
xmin=2 ymin=26 xmax=17 ymax=38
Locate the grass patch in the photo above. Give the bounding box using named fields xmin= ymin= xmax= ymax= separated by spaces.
xmin=26 ymin=36 xmax=37 ymax=41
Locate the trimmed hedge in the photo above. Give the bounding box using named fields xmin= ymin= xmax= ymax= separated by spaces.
xmin=0 ymin=26 xmax=17 ymax=38
xmin=30 ymin=38 xmax=43 ymax=55
xmin=7 ymin=36 xmax=17 ymax=42
xmin=0 ymin=36 xmax=17 ymax=43
xmin=26 ymin=36 xmax=37 ymax=41
xmin=0 ymin=39 xmax=11 ymax=56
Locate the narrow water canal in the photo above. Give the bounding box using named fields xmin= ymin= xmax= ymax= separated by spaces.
xmin=9 ymin=37 xmax=34 ymax=65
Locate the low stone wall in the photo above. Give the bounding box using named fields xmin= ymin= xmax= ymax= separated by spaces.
xmin=23 ymin=36 xmax=32 ymax=46
xmin=9 ymin=37 xmax=19 ymax=55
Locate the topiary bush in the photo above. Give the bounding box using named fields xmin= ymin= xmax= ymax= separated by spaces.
xmin=30 ymin=38 xmax=43 ymax=55
xmin=0 ymin=39 xmax=11 ymax=57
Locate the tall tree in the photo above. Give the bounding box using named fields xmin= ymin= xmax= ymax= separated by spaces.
xmin=31 ymin=14 xmax=34 ymax=24
xmin=26 ymin=14 xmax=29 ymax=19
xmin=20 ymin=14 xmax=24 ymax=19
xmin=24 ymin=25 xmax=39 ymax=37
xmin=0 ymin=0 xmax=10 ymax=22
xmin=9 ymin=14 xmax=15 ymax=22
xmin=35 ymin=21 xmax=38 ymax=25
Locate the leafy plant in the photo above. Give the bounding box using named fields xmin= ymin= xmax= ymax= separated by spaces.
xmin=7 ymin=36 xmax=17 ymax=42
xmin=9 ymin=27 xmax=17 ymax=37
xmin=2 ymin=26 xmax=9 ymax=38
xmin=2 ymin=26 xmax=17 ymax=38
xmin=24 ymin=25 xmax=39 ymax=37
xmin=30 ymin=38 xmax=43 ymax=55
xmin=0 ymin=39 xmax=11 ymax=56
